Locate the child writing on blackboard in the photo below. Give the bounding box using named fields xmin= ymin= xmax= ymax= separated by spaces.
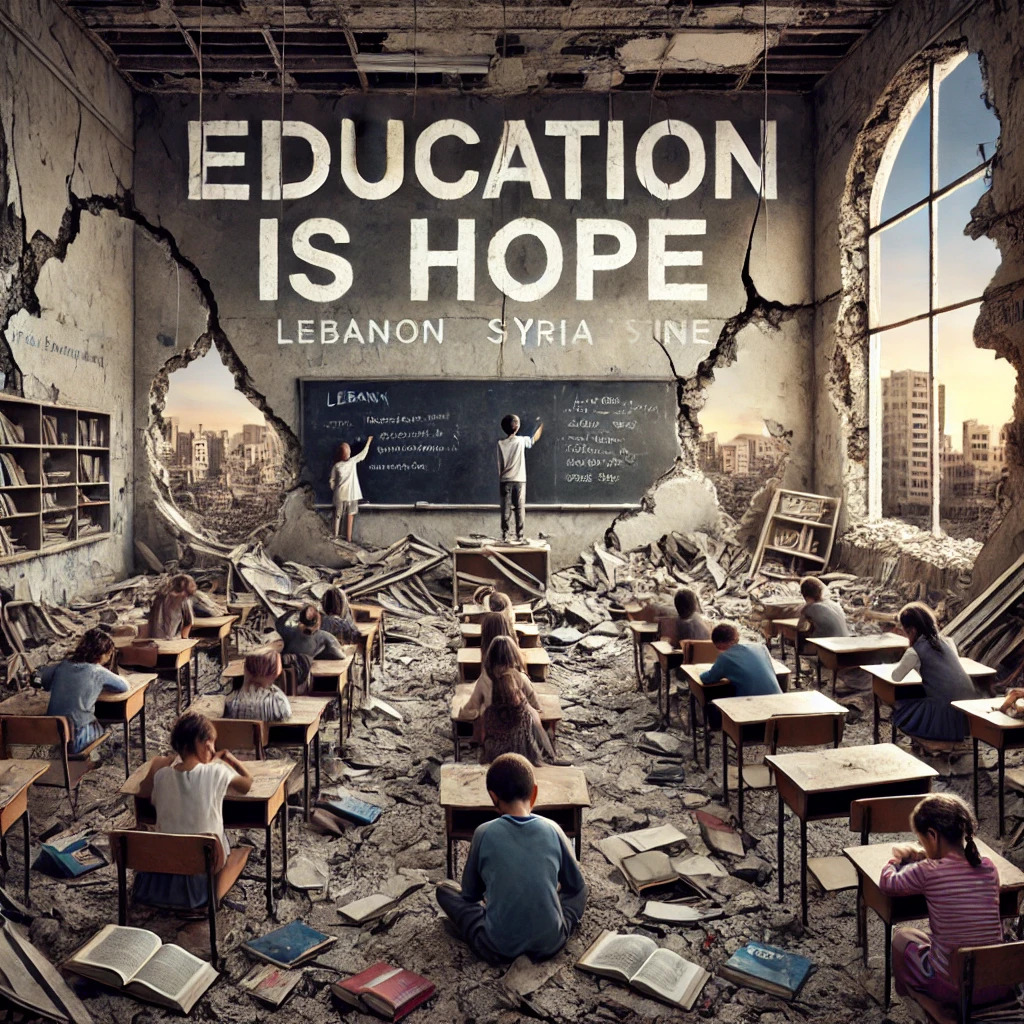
xmin=497 ymin=414 xmax=542 ymax=545
xmin=330 ymin=436 xmax=373 ymax=542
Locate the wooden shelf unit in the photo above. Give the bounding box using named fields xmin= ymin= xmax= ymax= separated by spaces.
xmin=751 ymin=488 xmax=841 ymax=577
xmin=453 ymin=544 xmax=550 ymax=607
xmin=0 ymin=395 xmax=111 ymax=563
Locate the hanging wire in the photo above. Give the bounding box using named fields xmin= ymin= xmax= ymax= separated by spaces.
xmin=280 ymin=0 xmax=286 ymax=216
xmin=761 ymin=0 xmax=769 ymax=247
xmin=198 ymin=0 xmax=203 ymax=174
xmin=412 ymin=0 xmax=418 ymax=119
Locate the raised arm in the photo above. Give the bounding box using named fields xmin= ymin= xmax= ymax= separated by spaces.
xmin=531 ymin=422 xmax=543 ymax=444
xmin=891 ymin=646 xmax=920 ymax=682
xmin=352 ymin=436 xmax=373 ymax=463
xmin=216 ymin=750 xmax=254 ymax=795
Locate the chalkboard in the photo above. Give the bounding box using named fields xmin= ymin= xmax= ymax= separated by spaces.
xmin=300 ymin=379 xmax=679 ymax=507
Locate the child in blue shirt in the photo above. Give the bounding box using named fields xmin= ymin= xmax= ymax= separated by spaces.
xmin=700 ymin=622 xmax=781 ymax=696
xmin=435 ymin=753 xmax=587 ymax=964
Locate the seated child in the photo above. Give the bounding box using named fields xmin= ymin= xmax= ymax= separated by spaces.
xmin=320 ymin=586 xmax=361 ymax=645
xmin=480 ymin=656 xmax=555 ymax=766
xmin=435 ymin=753 xmax=587 ymax=964
xmin=148 ymin=574 xmax=197 ymax=639
xmin=225 ymin=648 xmax=291 ymax=722
xmin=660 ymin=588 xmax=712 ymax=644
xmin=796 ymin=577 xmax=850 ymax=638
xmin=462 ymin=633 xmax=541 ymax=733
xmin=41 ymin=628 xmax=129 ymax=753
xmin=275 ymin=605 xmax=346 ymax=660
xmin=472 ymin=585 xmax=517 ymax=632
xmin=891 ymin=602 xmax=975 ymax=743
xmin=700 ymin=623 xmax=782 ymax=696
xmin=134 ymin=711 xmax=252 ymax=909
xmin=881 ymin=793 xmax=1011 ymax=1023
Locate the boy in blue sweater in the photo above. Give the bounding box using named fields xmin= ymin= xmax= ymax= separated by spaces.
xmin=436 ymin=753 xmax=587 ymax=964
xmin=700 ymin=622 xmax=781 ymax=696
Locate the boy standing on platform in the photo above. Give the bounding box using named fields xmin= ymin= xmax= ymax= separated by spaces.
xmin=497 ymin=414 xmax=542 ymax=545
xmin=435 ymin=753 xmax=587 ymax=965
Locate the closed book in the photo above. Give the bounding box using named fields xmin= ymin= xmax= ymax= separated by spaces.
xmin=718 ymin=942 xmax=813 ymax=1000
xmin=241 ymin=920 xmax=336 ymax=969
xmin=331 ymin=962 xmax=435 ymax=1021
xmin=316 ymin=795 xmax=383 ymax=826
xmin=238 ymin=963 xmax=302 ymax=1008
xmin=34 ymin=831 xmax=107 ymax=879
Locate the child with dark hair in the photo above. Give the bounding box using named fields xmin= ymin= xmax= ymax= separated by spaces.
xmin=320 ymin=586 xmax=361 ymax=645
xmin=472 ymin=586 xmax=517 ymax=633
xmin=435 ymin=753 xmax=587 ymax=964
xmin=497 ymin=414 xmax=543 ymax=544
xmin=480 ymin=657 xmax=553 ymax=767
xmin=276 ymin=605 xmax=346 ymax=660
xmin=796 ymin=576 xmax=850 ymax=639
xmin=700 ymin=623 xmax=781 ymax=696
xmin=41 ymin=628 xmax=128 ymax=753
xmin=133 ymin=712 xmax=253 ymax=909
xmin=225 ymin=648 xmax=291 ymax=722
xmin=891 ymin=602 xmax=976 ymax=742
xmin=461 ymin=634 xmax=542 ymax=738
xmin=881 ymin=793 xmax=1010 ymax=1022
xmin=148 ymin=574 xmax=197 ymax=639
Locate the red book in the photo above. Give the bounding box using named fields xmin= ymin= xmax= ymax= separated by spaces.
xmin=330 ymin=962 xmax=435 ymax=1021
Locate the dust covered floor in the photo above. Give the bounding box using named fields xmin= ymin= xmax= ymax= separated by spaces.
xmin=15 ymin=619 xmax=1020 ymax=1024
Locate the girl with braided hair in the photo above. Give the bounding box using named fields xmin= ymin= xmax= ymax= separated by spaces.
xmin=881 ymin=793 xmax=1011 ymax=1022
xmin=891 ymin=602 xmax=977 ymax=743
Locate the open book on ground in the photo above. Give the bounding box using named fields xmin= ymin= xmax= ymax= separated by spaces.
xmin=331 ymin=962 xmax=435 ymax=1021
xmin=576 ymin=930 xmax=710 ymax=1010
xmin=339 ymin=882 xmax=425 ymax=925
xmin=618 ymin=850 xmax=712 ymax=900
xmin=596 ymin=823 xmax=687 ymax=870
xmin=63 ymin=925 xmax=217 ymax=1014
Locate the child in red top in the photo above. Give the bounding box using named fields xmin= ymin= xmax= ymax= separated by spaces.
xmin=879 ymin=793 xmax=1009 ymax=1023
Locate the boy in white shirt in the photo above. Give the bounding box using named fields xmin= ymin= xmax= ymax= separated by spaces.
xmin=496 ymin=414 xmax=542 ymax=544
xmin=330 ymin=435 xmax=373 ymax=541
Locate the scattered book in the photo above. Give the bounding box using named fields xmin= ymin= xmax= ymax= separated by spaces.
xmin=638 ymin=732 xmax=684 ymax=756
xmin=316 ymin=795 xmax=383 ymax=826
xmin=671 ymin=854 xmax=729 ymax=879
xmin=63 ymin=924 xmax=217 ymax=1014
xmin=694 ymin=809 xmax=745 ymax=858
xmin=619 ymin=850 xmax=710 ymax=900
xmin=807 ymin=856 xmax=858 ymax=893
xmin=33 ymin=830 xmax=107 ymax=879
xmin=330 ymin=962 xmax=435 ymax=1021
xmin=718 ymin=941 xmax=814 ymax=1000
xmin=242 ymin=920 xmax=336 ymax=969
xmin=576 ymin=930 xmax=710 ymax=1011
xmin=238 ymin=963 xmax=302 ymax=1008
xmin=339 ymin=882 xmax=425 ymax=925
xmin=596 ymin=823 xmax=687 ymax=869
xmin=641 ymin=901 xmax=723 ymax=924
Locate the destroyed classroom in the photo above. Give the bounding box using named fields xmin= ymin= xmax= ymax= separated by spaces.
xmin=3 ymin=0 xmax=1024 ymax=1021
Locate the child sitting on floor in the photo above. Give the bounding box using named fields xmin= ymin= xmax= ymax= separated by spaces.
xmin=435 ymin=753 xmax=587 ymax=964
xmin=700 ymin=622 xmax=781 ymax=696
xmin=134 ymin=711 xmax=252 ymax=909
xmin=41 ymin=628 xmax=129 ymax=754
xmin=880 ymin=793 xmax=1011 ymax=1024
xmin=225 ymin=648 xmax=291 ymax=722
xmin=796 ymin=576 xmax=850 ymax=638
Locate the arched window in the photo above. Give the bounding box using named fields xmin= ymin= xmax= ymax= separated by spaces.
xmin=868 ymin=51 xmax=1005 ymax=540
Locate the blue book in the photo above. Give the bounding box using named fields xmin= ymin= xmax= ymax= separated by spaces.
xmin=718 ymin=942 xmax=813 ymax=1000
xmin=242 ymin=920 xmax=336 ymax=969
xmin=317 ymin=795 xmax=383 ymax=826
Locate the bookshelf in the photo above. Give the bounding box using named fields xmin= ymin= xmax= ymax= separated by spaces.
xmin=0 ymin=394 xmax=111 ymax=563
xmin=751 ymin=488 xmax=841 ymax=576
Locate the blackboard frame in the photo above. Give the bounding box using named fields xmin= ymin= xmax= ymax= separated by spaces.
xmin=298 ymin=377 xmax=679 ymax=510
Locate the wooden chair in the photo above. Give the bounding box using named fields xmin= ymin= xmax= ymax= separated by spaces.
xmin=951 ymin=941 xmax=1024 ymax=1023
xmin=109 ymin=830 xmax=251 ymax=969
xmin=0 ymin=715 xmax=106 ymax=817
xmin=682 ymin=639 xmax=719 ymax=664
xmin=764 ymin=712 xmax=845 ymax=757
xmin=210 ymin=718 xmax=268 ymax=759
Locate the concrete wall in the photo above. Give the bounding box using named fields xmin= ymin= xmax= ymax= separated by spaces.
xmin=813 ymin=0 xmax=1024 ymax=594
xmin=0 ymin=0 xmax=135 ymax=601
xmin=131 ymin=91 xmax=815 ymax=566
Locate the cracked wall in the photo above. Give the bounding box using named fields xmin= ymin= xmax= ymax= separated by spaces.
xmin=0 ymin=0 xmax=134 ymax=601
xmin=813 ymin=0 xmax=1024 ymax=595
xmin=131 ymin=91 xmax=815 ymax=567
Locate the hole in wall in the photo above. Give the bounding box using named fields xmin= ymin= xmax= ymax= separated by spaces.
xmin=157 ymin=348 xmax=290 ymax=543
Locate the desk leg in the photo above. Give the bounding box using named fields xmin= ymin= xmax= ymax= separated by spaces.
xmin=303 ymin=741 xmax=311 ymax=822
xmin=452 ymin=723 xmax=460 ymax=762
xmin=831 ymin=668 xmax=838 ymax=697
xmin=800 ymin=816 xmax=808 ymax=927
xmin=21 ymin=808 xmax=30 ymax=906
xmin=721 ymin=732 xmax=729 ymax=808
xmin=736 ymin=736 xmax=745 ymax=826
xmin=281 ymin=803 xmax=289 ymax=893
xmin=264 ymin=824 xmax=275 ymax=916
xmin=574 ymin=810 xmax=582 ymax=862
xmin=690 ymin=693 xmax=698 ymax=763
xmin=873 ymin=695 xmax=880 ymax=745
xmin=140 ymin=698 xmax=147 ymax=761
xmin=884 ymin=921 xmax=892 ymax=1009
xmin=122 ymin=721 xmax=130 ymax=778
xmin=779 ymin=634 xmax=786 ymax=664
xmin=973 ymin=738 xmax=980 ymax=819
xmin=793 ymin=638 xmax=801 ymax=687
xmin=891 ymin=708 xmax=897 ymax=746
xmin=776 ymin=791 xmax=785 ymax=903
xmin=220 ymin=635 xmax=228 ymax=667
xmin=816 ymin=660 xmax=822 ymax=689
xmin=632 ymin=639 xmax=641 ymax=690
xmin=998 ymin=746 xmax=1006 ymax=838
xmin=703 ymin=706 xmax=711 ymax=770
xmin=314 ymin=732 xmax=321 ymax=798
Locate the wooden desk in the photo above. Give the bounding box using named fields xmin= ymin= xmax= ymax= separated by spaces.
xmin=0 ymin=759 xmax=49 ymax=903
xmin=804 ymin=633 xmax=907 ymax=694
xmin=651 ymin=641 xmax=686 ymax=725
xmin=457 ymin=646 xmax=550 ymax=684
xmin=952 ymin=697 xmax=1024 ymax=837
xmin=355 ymin=621 xmax=379 ymax=696
xmin=868 ymin=659 xmax=997 ymax=744
xmin=712 ymin=691 xmax=848 ymax=824
xmin=680 ymin=659 xmax=792 ymax=769
xmin=439 ymin=763 xmax=589 ymax=877
xmin=460 ymin=602 xmax=534 ymax=624
xmin=190 ymin=694 xmax=330 ymax=822
xmin=0 ymin=672 xmax=155 ymax=778
xmin=772 ymin=618 xmax=808 ymax=684
xmin=352 ymin=603 xmax=386 ymax=674
xmin=185 ymin=614 xmax=239 ymax=670
xmin=627 ymin=622 xmax=659 ymax=690
xmin=122 ymin=757 xmax=293 ymax=915
xmin=114 ymin=637 xmax=199 ymax=713
xmin=460 ymin=622 xmax=541 ymax=649
xmin=765 ymin=744 xmax=937 ymax=926
xmin=221 ymin=654 xmax=355 ymax=752
xmin=844 ymin=839 xmax=1024 ymax=1007
xmin=449 ymin=683 xmax=562 ymax=761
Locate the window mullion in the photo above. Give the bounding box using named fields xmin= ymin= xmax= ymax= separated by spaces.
xmin=928 ymin=61 xmax=941 ymax=537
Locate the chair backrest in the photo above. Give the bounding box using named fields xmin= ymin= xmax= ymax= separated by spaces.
xmin=109 ymin=829 xmax=221 ymax=875
xmin=211 ymin=718 xmax=267 ymax=758
xmin=117 ymin=643 xmax=160 ymax=669
xmin=764 ymin=713 xmax=845 ymax=755
xmin=950 ymin=941 xmax=1024 ymax=1022
xmin=683 ymin=639 xmax=719 ymax=664
xmin=849 ymin=795 xmax=925 ymax=844
xmin=0 ymin=714 xmax=69 ymax=756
